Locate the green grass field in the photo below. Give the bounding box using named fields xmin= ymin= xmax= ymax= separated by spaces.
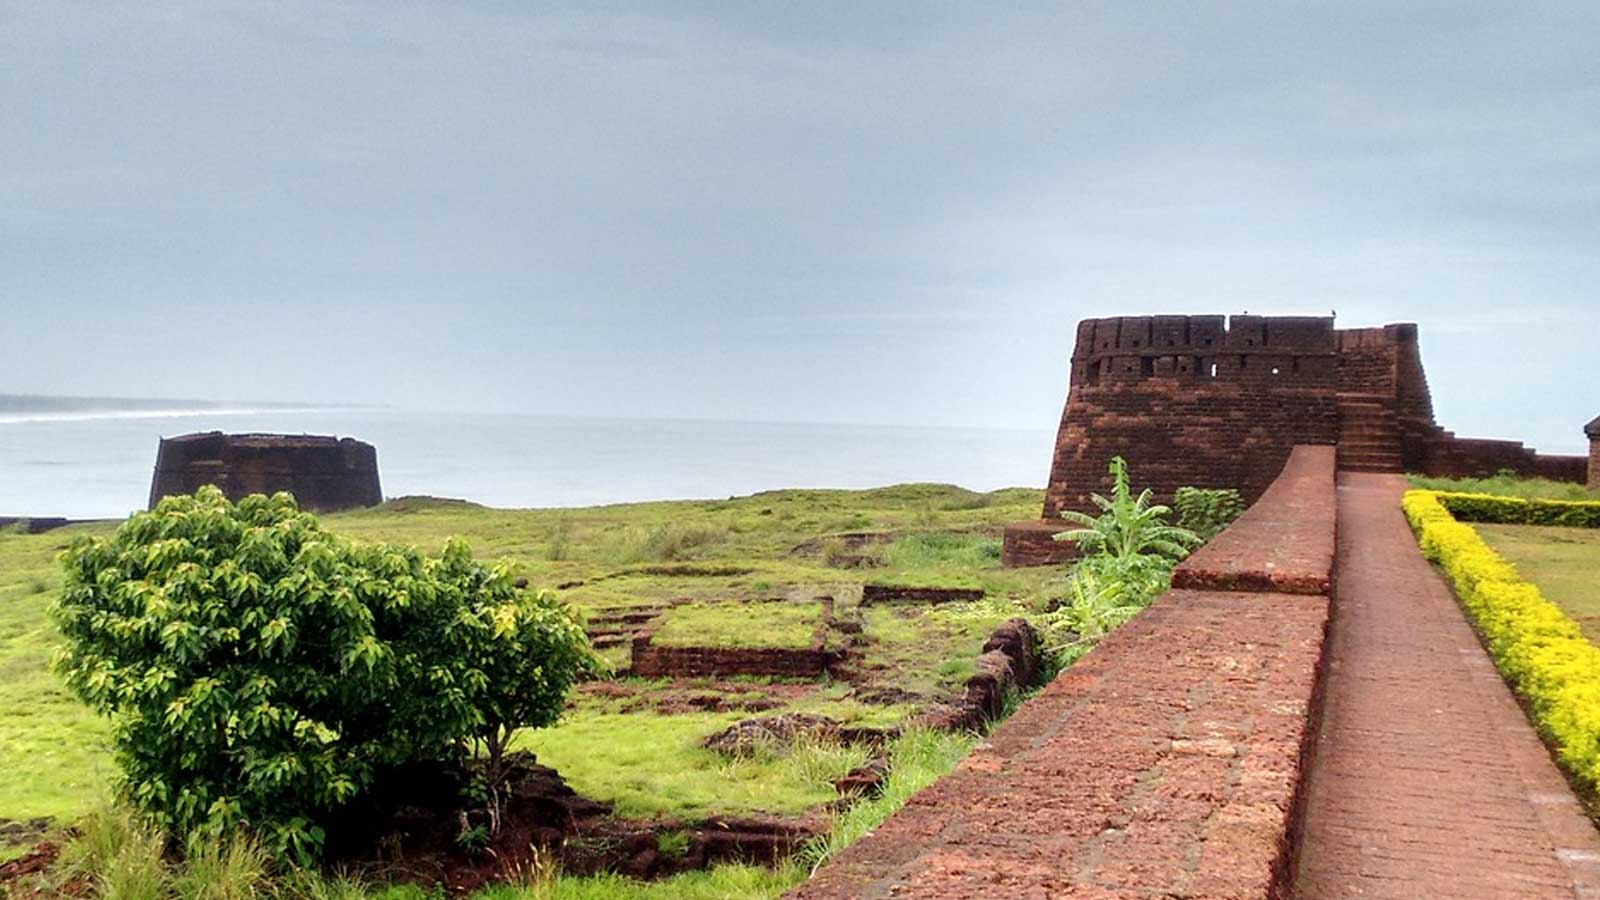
xmin=1476 ymin=523 xmax=1600 ymax=645
xmin=650 ymin=600 xmax=822 ymax=649
xmin=1407 ymin=473 xmax=1599 ymax=501
xmin=0 ymin=523 xmax=115 ymax=827
xmin=0 ymin=483 xmax=1058 ymax=866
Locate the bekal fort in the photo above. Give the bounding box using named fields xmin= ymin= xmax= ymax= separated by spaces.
xmin=6 ymin=315 xmax=1599 ymax=900
xmin=8 ymin=7 xmax=1600 ymax=898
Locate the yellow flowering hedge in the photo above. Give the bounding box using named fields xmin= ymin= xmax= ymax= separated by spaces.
xmin=1403 ymin=489 xmax=1600 ymax=790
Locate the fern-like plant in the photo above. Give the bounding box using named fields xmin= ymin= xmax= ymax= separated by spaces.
xmin=1052 ymin=457 xmax=1201 ymax=560
xmin=1173 ymin=486 xmax=1245 ymax=541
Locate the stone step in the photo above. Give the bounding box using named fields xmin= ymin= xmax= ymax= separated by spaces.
xmin=1337 ymin=452 xmax=1403 ymax=467
xmin=1338 ymin=453 xmax=1403 ymax=465
xmin=1338 ymin=460 xmax=1404 ymax=473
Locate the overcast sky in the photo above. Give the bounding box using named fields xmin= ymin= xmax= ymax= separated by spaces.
xmin=4 ymin=2 xmax=1596 ymax=451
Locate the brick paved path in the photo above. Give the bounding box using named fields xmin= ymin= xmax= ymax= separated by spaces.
xmin=1294 ymin=473 xmax=1600 ymax=899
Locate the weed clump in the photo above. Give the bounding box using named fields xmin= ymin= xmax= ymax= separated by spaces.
xmin=606 ymin=523 xmax=729 ymax=564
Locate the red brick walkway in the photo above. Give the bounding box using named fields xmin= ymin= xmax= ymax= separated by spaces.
xmin=1294 ymin=473 xmax=1600 ymax=899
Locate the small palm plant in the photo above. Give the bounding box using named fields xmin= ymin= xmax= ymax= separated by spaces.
xmin=1052 ymin=456 xmax=1202 ymax=560
xmin=1037 ymin=566 xmax=1143 ymax=666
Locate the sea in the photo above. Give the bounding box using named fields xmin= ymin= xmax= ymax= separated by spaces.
xmin=0 ymin=408 xmax=1056 ymax=519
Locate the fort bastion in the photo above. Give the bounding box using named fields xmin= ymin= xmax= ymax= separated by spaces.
xmin=1002 ymin=315 xmax=1584 ymax=566
xmin=148 ymin=431 xmax=383 ymax=513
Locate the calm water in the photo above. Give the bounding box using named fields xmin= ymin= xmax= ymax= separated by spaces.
xmin=0 ymin=409 xmax=1055 ymax=519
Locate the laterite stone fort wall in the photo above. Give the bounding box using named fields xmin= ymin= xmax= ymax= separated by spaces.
xmin=787 ymin=447 xmax=1337 ymax=900
xmin=1045 ymin=315 xmax=1340 ymax=519
xmin=1004 ymin=316 xmax=1583 ymax=567
xmin=149 ymin=431 xmax=383 ymax=513
xmin=1343 ymin=324 xmax=1585 ymax=481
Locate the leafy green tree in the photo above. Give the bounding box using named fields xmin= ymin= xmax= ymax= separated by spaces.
xmin=429 ymin=541 xmax=598 ymax=834
xmin=1052 ymin=457 xmax=1201 ymax=560
xmin=51 ymin=487 xmax=595 ymax=861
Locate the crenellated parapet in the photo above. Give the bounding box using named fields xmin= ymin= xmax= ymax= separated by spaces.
xmin=1071 ymin=314 xmax=1338 ymax=388
xmin=1033 ymin=315 xmax=1342 ymax=538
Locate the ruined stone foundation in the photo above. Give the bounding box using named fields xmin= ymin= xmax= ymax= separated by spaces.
xmin=149 ymin=431 xmax=383 ymax=513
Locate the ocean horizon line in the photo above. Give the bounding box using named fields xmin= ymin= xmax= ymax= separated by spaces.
xmin=0 ymin=402 xmax=1050 ymax=436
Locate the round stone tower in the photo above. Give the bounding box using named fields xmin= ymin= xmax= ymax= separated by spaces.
xmin=149 ymin=431 xmax=383 ymax=512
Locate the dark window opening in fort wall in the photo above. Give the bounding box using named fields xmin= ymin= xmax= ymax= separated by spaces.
xmin=149 ymin=432 xmax=383 ymax=513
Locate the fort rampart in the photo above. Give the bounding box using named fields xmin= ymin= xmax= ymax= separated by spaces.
xmin=148 ymin=431 xmax=383 ymax=513
xmin=787 ymin=446 xmax=1337 ymax=900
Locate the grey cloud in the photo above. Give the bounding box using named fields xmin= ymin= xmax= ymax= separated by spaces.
xmin=2 ymin=1 xmax=1596 ymax=452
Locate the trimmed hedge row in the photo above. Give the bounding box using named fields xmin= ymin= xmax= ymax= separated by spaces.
xmin=1432 ymin=491 xmax=1600 ymax=528
xmin=1403 ymin=490 xmax=1600 ymax=791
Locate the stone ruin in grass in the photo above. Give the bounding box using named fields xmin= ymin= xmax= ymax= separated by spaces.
xmin=1003 ymin=315 xmax=1588 ymax=566
xmin=148 ymin=431 xmax=383 ymax=513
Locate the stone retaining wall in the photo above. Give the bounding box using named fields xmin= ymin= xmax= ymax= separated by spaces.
xmin=918 ymin=618 xmax=1041 ymax=733
xmin=627 ymin=635 xmax=832 ymax=679
xmin=859 ymin=585 xmax=984 ymax=605
xmin=786 ymin=446 xmax=1337 ymax=900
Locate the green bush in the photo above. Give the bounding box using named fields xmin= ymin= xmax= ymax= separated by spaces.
xmin=1171 ymin=487 xmax=1245 ymax=541
xmin=1430 ymin=491 xmax=1600 ymax=529
xmin=52 ymin=487 xmax=596 ymax=862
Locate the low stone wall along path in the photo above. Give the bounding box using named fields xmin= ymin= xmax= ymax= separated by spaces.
xmin=1293 ymin=473 xmax=1600 ymax=899
xmin=787 ymin=447 xmax=1339 ymax=900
